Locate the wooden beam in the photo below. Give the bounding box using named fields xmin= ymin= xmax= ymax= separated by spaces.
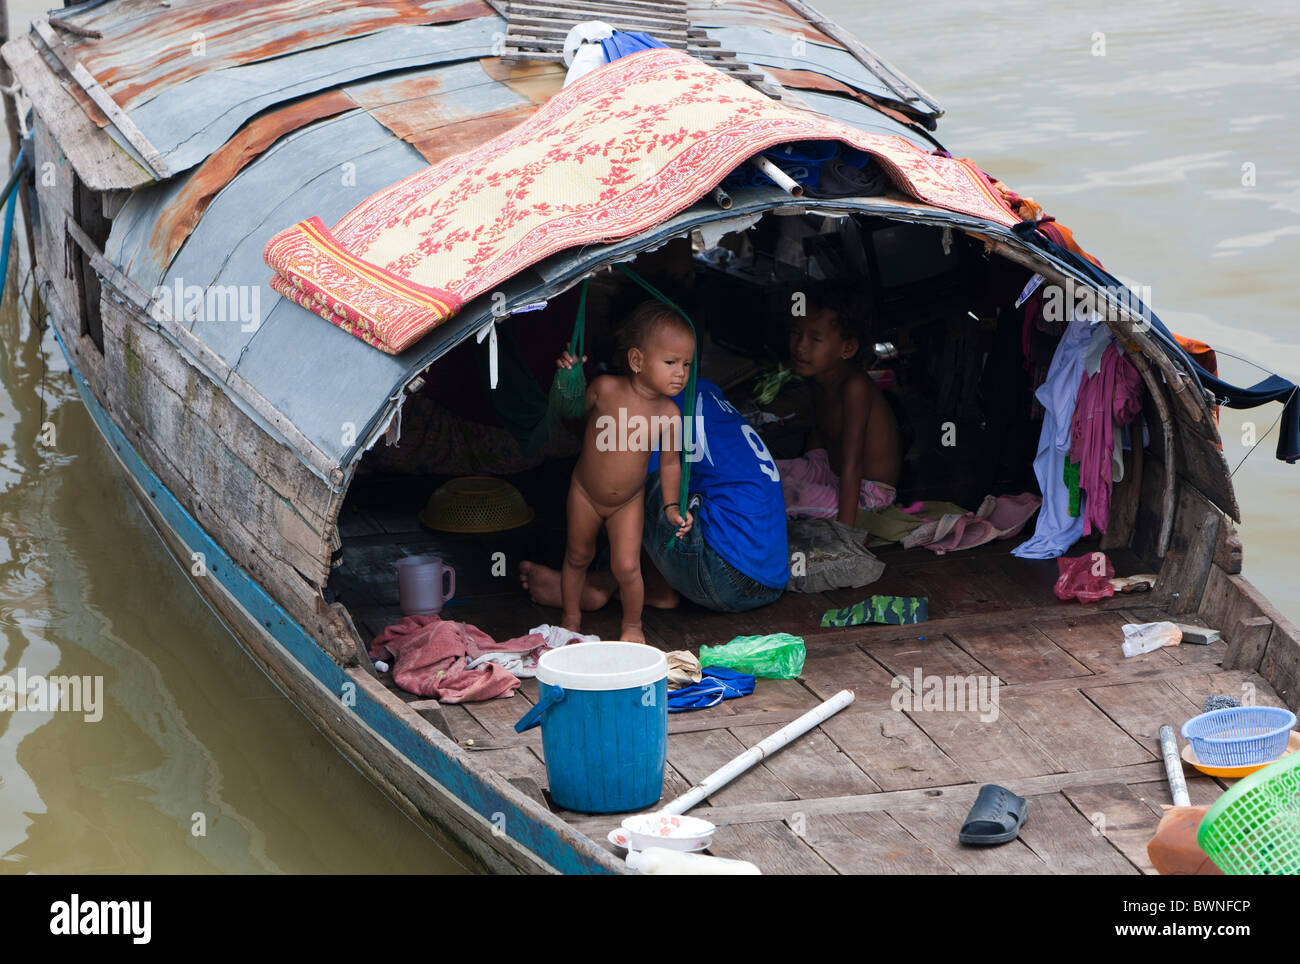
xmin=1222 ymin=615 xmax=1272 ymax=673
xmin=1 ymin=34 xmax=149 ymax=190
xmin=31 ymin=18 xmax=170 ymax=180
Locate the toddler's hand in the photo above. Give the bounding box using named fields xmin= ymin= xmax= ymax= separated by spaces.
xmin=667 ymin=506 xmax=694 ymax=537
xmin=557 ymin=350 xmax=587 ymax=370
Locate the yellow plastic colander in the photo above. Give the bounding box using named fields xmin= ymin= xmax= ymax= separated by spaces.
xmin=419 ymin=476 xmax=535 ymax=534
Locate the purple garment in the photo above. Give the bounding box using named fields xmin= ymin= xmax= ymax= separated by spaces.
xmin=1070 ymin=342 xmax=1143 ymax=536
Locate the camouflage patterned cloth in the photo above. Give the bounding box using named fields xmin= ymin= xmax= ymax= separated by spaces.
xmin=821 ymin=595 xmax=929 ymax=627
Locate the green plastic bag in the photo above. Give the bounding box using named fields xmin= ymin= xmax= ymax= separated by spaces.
xmin=698 ymin=633 xmax=805 ymax=679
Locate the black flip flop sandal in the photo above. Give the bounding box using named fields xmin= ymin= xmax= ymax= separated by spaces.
xmin=959 ymin=784 xmax=1029 ymax=846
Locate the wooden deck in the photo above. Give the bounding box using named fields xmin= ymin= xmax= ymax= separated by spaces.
xmin=333 ymin=487 xmax=1260 ymax=873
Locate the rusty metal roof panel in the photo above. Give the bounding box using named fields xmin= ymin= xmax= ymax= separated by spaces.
xmin=143 ymin=108 xmax=427 ymax=463
xmin=104 ymin=18 xmax=503 ymax=175
xmin=55 ymin=0 xmax=496 ymax=111
xmin=105 ymin=58 xmax=536 ymax=290
xmin=343 ymin=58 xmax=539 ymax=164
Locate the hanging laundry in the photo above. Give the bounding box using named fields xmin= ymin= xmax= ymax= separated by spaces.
xmin=1070 ymin=341 xmax=1143 ymax=536
xmin=370 ymin=615 xmax=542 ymax=703
xmin=1012 ymin=313 xmax=1095 ymax=559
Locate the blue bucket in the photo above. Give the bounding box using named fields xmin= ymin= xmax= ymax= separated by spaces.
xmin=514 ymin=642 xmax=667 ymax=813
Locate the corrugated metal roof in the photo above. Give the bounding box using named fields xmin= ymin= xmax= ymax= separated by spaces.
xmin=90 ymin=5 xmax=965 ymax=479
xmin=56 ymin=0 xmax=495 ymax=110
xmin=105 ymin=18 xmax=504 ymax=175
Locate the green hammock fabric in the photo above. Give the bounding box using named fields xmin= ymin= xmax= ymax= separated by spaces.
xmin=485 ymin=280 xmax=589 ymax=457
xmin=550 ymin=279 xmax=588 ymax=420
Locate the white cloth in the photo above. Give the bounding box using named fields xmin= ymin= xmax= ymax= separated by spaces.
xmin=464 ymin=623 xmax=597 ymax=678
xmin=562 ymin=21 xmax=614 ymax=86
xmin=1083 ymin=322 xmax=1112 ymax=377
xmin=1012 ymin=312 xmax=1094 ymax=559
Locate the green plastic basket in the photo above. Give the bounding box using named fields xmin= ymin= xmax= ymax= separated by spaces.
xmin=1197 ymin=745 xmax=1300 ymax=874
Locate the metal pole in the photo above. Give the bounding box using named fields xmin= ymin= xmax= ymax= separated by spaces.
xmin=1159 ymin=724 xmax=1191 ymax=807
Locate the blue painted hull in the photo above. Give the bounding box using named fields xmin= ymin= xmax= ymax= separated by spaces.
xmin=51 ymin=324 xmax=622 ymax=876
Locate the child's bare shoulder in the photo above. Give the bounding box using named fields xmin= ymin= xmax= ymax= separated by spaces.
xmin=589 ymin=373 xmax=623 ymax=398
xmin=845 ymin=369 xmax=883 ymax=402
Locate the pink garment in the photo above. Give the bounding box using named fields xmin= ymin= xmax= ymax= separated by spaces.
xmin=776 ymin=448 xmax=896 ymax=518
xmin=1070 ymin=343 xmax=1142 ymax=536
xmin=900 ymin=492 xmax=1042 ymax=554
xmin=370 ymin=614 xmax=543 ymax=703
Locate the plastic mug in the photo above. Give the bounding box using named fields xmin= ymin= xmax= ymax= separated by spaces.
xmin=396 ymin=555 xmax=456 ymax=615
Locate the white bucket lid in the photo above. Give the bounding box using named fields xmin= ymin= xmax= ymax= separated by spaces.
xmin=537 ymin=641 xmax=667 ymax=691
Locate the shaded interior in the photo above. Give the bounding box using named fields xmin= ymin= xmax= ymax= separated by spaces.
xmin=321 ymin=212 xmax=1237 ymax=873
xmin=329 ymin=210 xmax=1136 ymax=627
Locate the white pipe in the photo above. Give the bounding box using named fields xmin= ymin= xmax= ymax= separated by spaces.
xmin=1159 ymin=724 xmax=1190 ymax=807
xmin=749 ymin=155 xmax=803 ymax=198
xmin=660 ymin=689 xmax=855 ymax=815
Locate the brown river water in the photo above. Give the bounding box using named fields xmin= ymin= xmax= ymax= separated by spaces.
xmin=1 ymin=1 xmax=1296 ymax=874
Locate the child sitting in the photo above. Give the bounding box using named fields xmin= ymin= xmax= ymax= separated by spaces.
xmin=778 ymin=283 xmax=902 ymax=525
xmin=557 ymin=300 xmax=694 ymax=643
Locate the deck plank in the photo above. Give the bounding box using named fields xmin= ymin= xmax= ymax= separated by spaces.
xmin=666 ymin=728 xmax=797 ymax=806
xmin=705 ymin=820 xmax=837 ymax=874
xmin=799 ymin=812 xmax=956 ymax=874
xmin=1060 ymin=783 xmax=1161 ymax=874
xmin=948 ymin=623 xmax=1092 ymax=684
xmin=1165 ymin=669 xmax=1285 ymax=714
xmin=1128 ymin=775 xmax=1224 ymax=814
xmin=460 ymin=690 xmax=534 ymax=738
xmin=902 ymin=707 xmax=1064 ymax=783
xmin=1081 ymin=679 xmax=1204 ymax=749
xmin=887 ymin=800 xmax=1052 ymax=874
xmin=728 ymin=721 xmax=880 ymax=799
xmin=817 ymin=708 xmax=971 ymax=791
xmin=998 ymin=687 xmax=1154 ymax=771
xmin=860 ymin=632 xmax=998 ymax=682
xmin=1032 ymin=610 xmax=1180 ymax=674
xmin=1017 ymin=791 xmax=1140 ymax=874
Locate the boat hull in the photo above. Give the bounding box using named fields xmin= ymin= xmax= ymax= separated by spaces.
xmin=50 ymin=322 xmax=625 ymax=876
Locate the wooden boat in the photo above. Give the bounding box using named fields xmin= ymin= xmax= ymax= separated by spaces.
xmin=7 ymin=0 xmax=1298 ymax=875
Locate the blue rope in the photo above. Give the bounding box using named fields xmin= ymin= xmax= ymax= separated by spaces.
xmin=0 ymin=145 xmax=25 ymax=307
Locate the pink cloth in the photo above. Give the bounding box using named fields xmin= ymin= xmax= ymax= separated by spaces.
xmin=776 ymin=448 xmax=896 ymax=517
xmin=900 ymin=492 xmax=1042 ymax=554
xmin=1070 ymin=343 xmax=1142 ymax=536
xmin=1054 ymin=552 xmax=1116 ymax=603
xmin=370 ymin=614 xmax=544 ymax=703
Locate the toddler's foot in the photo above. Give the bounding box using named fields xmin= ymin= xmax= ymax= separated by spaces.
xmin=561 ymin=613 xmax=583 ymax=635
xmin=620 ymin=624 xmax=646 ymax=644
